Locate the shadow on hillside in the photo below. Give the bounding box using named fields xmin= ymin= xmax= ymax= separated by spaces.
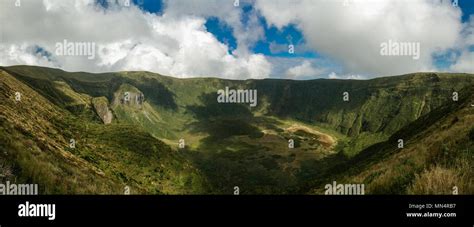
xmin=186 ymin=92 xmax=253 ymax=119
xmin=61 ymin=75 xmax=179 ymax=111
xmin=128 ymin=77 xmax=178 ymax=110
xmin=9 ymin=72 xmax=88 ymax=116
xmin=187 ymin=136 xmax=351 ymax=194
xmin=183 ymin=92 xmax=288 ymax=193
xmin=253 ymin=80 xmax=371 ymax=126
xmin=298 ymin=86 xmax=474 ymax=194
xmin=185 ymin=92 xmax=261 ymax=139
xmin=182 ymin=92 xmax=353 ymax=194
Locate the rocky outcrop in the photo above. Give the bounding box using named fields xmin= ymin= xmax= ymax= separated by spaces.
xmin=120 ymin=91 xmax=144 ymax=106
xmin=112 ymin=84 xmax=145 ymax=109
xmin=92 ymin=97 xmax=113 ymax=124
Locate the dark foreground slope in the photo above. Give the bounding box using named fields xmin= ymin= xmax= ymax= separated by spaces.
xmin=0 ymin=69 xmax=207 ymax=194
xmin=0 ymin=65 xmax=472 ymax=194
xmin=306 ymin=86 xmax=474 ymax=194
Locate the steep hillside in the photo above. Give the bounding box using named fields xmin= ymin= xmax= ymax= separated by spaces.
xmin=0 ymin=69 xmax=207 ymax=194
xmin=4 ymin=66 xmax=472 ymax=155
xmin=1 ymin=65 xmax=472 ymax=194
xmin=307 ymin=86 xmax=474 ymax=194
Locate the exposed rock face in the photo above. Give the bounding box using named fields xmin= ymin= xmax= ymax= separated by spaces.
xmin=120 ymin=91 xmax=144 ymax=107
xmin=112 ymin=84 xmax=145 ymax=109
xmin=92 ymin=97 xmax=113 ymax=124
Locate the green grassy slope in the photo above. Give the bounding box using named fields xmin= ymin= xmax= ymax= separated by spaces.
xmin=1 ymin=65 xmax=472 ymax=194
xmin=0 ymin=69 xmax=207 ymax=194
xmin=306 ymin=86 xmax=474 ymax=194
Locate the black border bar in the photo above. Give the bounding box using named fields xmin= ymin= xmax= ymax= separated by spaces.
xmin=0 ymin=195 xmax=472 ymax=226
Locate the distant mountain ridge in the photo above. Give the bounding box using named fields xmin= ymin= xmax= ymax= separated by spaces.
xmin=1 ymin=65 xmax=473 ymax=194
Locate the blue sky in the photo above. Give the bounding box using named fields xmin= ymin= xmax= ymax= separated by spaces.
xmin=128 ymin=0 xmax=318 ymax=57
xmin=133 ymin=0 xmax=474 ymax=78
xmin=2 ymin=0 xmax=473 ymax=79
xmin=460 ymin=0 xmax=474 ymax=21
xmin=133 ymin=0 xmax=474 ymax=65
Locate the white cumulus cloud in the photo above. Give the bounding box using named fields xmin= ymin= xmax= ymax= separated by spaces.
xmin=255 ymin=0 xmax=466 ymax=77
xmin=0 ymin=0 xmax=272 ymax=79
xmin=285 ymin=60 xmax=325 ymax=79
